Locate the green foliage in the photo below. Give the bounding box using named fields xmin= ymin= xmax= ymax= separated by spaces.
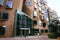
xmin=49 ymin=20 xmax=59 ymax=33
xmin=49 ymin=20 xmax=60 ymax=38
xmin=48 ymin=33 xmax=56 ymax=39
xmin=49 ymin=24 xmax=58 ymax=33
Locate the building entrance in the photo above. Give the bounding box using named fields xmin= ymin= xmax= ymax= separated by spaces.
xmin=16 ymin=28 xmax=30 ymax=36
xmin=20 ymin=30 xmax=29 ymax=36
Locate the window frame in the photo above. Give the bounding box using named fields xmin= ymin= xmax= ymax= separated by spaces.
xmin=34 ymin=3 xmax=37 ymax=9
xmin=33 ymin=11 xmax=38 ymax=16
xmin=0 ymin=0 xmax=4 ymax=6
xmin=34 ymin=0 xmax=37 ymax=3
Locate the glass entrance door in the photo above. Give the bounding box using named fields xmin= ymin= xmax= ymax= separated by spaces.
xmin=16 ymin=27 xmax=29 ymax=36
xmin=20 ymin=30 xmax=29 ymax=36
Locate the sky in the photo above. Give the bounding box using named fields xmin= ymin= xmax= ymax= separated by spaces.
xmin=47 ymin=0 xmax=60 ymax=17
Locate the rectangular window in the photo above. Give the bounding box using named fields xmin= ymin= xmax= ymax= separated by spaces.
xmin=25 ymin=0 xmax=31 ymax=6
xmin=45 ymin=30 xmax=48 ymax=33
xmin=41 ymin=10 xmax=45 ymax=14
xmin=42 ymin=23 xmax=46 ymax=28
xmin=40 ymin=29 xmax=44 ymax=33
xmin=33 ymin=11 xmax=37 ymax=16
xmin=33 ymin=20 xmax=37 ymax=25
xmin=2 ymin=12 xmax=8 ymax=19
xmin=46 ymin=9 xmax=49 ymax=21
xmin=34 ymin=0 xmax=37 ymax=3
xmin=41 ymin=4 xmax=45 ymax=10
xmin=0 ymin=26 xmax=6 ymax=35
xmin=17 ymin=14 xmax=21 ymax=26
xmin=33 ymin=16 xmax=36 ymax=18
xmin=37 ymin=20 xmax=42 ymax=26
xmin=38 ymin=3 xmax=41 ymax=7
xmin=38 ymin=7 xmax=41 ymax=12
xmin=41 ymin=15 xmax=44 ymax=20
xmin=34 ymin=3 xmax=37 ymax=9
xmin=6 ymin=1 xmax=13 ymax=9
xmin=0 ymin=0 xmax=4 ymax=6
xmin=34 ymin=29 xmax=39 ymax=33
xmin=0 ymin=12 xmax=8 ymax=20
xmin=38 ymin=0 xmax=40 ymax=3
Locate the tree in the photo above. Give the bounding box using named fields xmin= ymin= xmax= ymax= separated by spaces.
xmin=49 ymin=20 xmax=59 ymax=38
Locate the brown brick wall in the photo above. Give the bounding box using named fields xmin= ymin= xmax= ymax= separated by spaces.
xmin=0 ymin=0 xmax=23 ymax=37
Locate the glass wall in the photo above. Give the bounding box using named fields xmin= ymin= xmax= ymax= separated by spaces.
xmin=15 ymin=11 xmax=33 ymax=36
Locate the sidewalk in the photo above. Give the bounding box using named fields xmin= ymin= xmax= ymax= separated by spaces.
xmin=0 ymin=36 xmax=57 ymax=40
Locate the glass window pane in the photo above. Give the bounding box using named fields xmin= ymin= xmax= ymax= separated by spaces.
xmin=0 ymin=0 xmax=4 ymax=6
xmin=33 ymin=11 xmax=37 ymax=16
xmin=6 ymin=1 xmax=13 ymax=8
xmin=34 ymin=3 xmax=37 ymax=9
xmin=0 ymin=26 xmax=6 ymax=35
xmin=25 ymin=0 xmax=31 ymax=6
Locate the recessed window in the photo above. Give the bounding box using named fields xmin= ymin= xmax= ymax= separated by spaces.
xmin=38 ymin=0 xmax=40 ymax=3
xmin=33 ymin=20 xmax=37 ymax=25
xmin=34 ymin=3 xmax=37 ymax=9
xmin=2 ymin=12 xmax=8 ymax=19
xmin=25 ymin=0 xmax=31 ymax=6
xmin=41 ymin=10 xmax=45 ymax=14
xmin=34 ymin=0 xmax=37 ymax=3
xmin=41 ymin=4 xmax=45 ymax=10
xmin=17 ymin=14 xmax=21 ymax=26
xmin=45 ymin=30 xmax=48 ymax=33
xmin=33 ymin=11 xmax=37 ymax=16
xmin=40 ymin=29 xmax=44 ymax=33
xmin=0 ymin=0 xmax=4 ymax=6
xmin=0 ymin=26 xmax=6 ymax=35
xmin=6 ymin=1 xmax=13 ymax=9
xmin=38 ymin=3 xmax=41 ymax=7
xmin=38 ymin=20 xmax=42 ymax=26
xmin=46 ymin=9 xmax=49 ymax=21
xmin=42 ymin=23 xmax=46 ymax=28
xmin=0 ymin=12 xmax=9 ymax=20
xmin=38 ymin=7 xmax=41 ymax=12
xmin=41 ymin=15 xmax=44 ymax=20
xmin=33 ymin=16 xmax=36 ymax=18
xmin=34 ymin=29 xmax=39 ymax=33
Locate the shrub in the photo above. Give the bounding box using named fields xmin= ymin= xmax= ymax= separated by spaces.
xmin=48 ymin=33 xmax=56 ymax=39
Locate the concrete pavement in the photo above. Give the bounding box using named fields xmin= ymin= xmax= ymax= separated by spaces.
xmin=0 ymin=36 xmax=57 ymax=40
